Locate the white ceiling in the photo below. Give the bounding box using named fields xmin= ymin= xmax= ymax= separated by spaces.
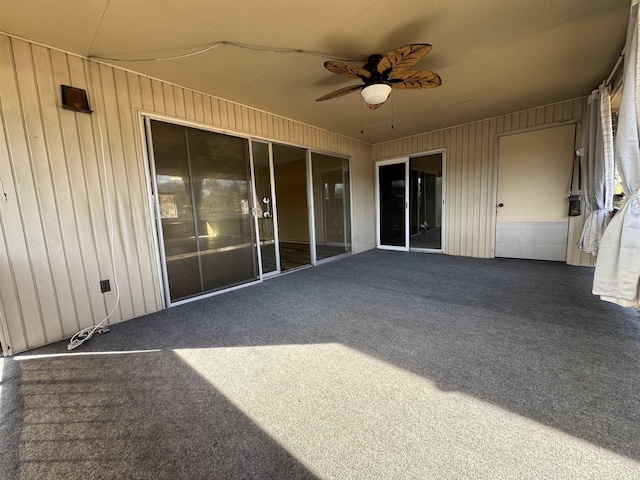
xmin=0 ymin=0 xmax=629 ymax=143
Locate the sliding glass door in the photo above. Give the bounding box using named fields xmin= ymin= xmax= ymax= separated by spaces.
xmin=376 ymin=153 xmax=444 ymax=252
xmin=148 ymin=119 xmax=259 ymax=304
xmin=146 ymin=118 xmax=355 ymax=304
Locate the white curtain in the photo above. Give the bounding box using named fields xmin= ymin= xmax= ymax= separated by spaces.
xmin=593 ymin=0 xmax=640 ymax=308
xmin=578 ymin=84 xmax=615 ymax=254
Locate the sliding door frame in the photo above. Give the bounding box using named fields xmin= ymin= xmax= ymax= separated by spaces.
xmin=139 ymin=111 xmax=355 ymax=306
xmin=375 ymin=150 xmax=446 ymax=254
xmin=310 ymin=150 xmax=354 ymax=264
xmin=250 ymin=139 xmax=281 ymax=278
xmin=141 ymin=112 xmax=263 ymax=308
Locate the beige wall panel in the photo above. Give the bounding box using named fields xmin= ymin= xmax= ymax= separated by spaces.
xmin=72 ymin=57 xmax=116 ymax=328
xmin=138 ymin=76 xmax=154 ymax=112
xmin=203 ymin=96 xmax=214 ymax=125
xmin=151 ymin=79 xmax=165 ymax=113
xmin=174 ymin=86 xmax=186 ymax=119
xmin=162 ymin=83 xmax=176 ymax=117
xmin=373 ymin=98 xmax=588 ymax=263
xmin=11 ymin=39 xmax=65 ymax=344
xmin=55 ymin=54 xmax=105 ymax=330
xmin=93 ymin=63 xmax=133 ymax=323
xmin=0 ymin=92 xmax=30 ymax=353
xmin=0 ymin=33 xmax=374 ymax=354
xmin=470 ymin=123 xmax=482 ymax=257
xmin=234 ymin=104 xmax=243 ymax=131
xmin=219 ymin=99 xmax=229 ymax=128
xmin=113 ymin=68 xmax=161 ymax=314
xmin=33 ymin=46 xmax=87 ymax=338
xmin=193 ymin=92 xmax=204 ymax=123
xmin=225 ymin=101 xmax=235 ymax=129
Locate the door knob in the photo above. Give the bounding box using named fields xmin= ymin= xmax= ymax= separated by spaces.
xmin=498 ymin=203 xmax=504 ymax=207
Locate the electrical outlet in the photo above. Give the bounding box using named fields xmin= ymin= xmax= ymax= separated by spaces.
xmin=100 ymin=279 xmax=111 ymax=293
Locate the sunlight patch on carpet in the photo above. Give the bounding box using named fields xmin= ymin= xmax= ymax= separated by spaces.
xmin=174 ymin=344 xmax=639 ymax=479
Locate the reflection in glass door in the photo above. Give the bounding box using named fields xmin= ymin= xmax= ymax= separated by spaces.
xmin=148 ymin=119 xmax=259 ymax=304
xmin=272 ymin=143 xmax=312 ymax=271
xmin=409 ymin=154 xmax=443 ymax=250
xmin=377 ymin=159 xmax=409 ymax=250
xmin=251 ymin=141 xmax=279 ymax=276
xmin=311 ymin=152 xmax=352 ymax=261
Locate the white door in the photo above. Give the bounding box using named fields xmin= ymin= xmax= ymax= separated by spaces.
xmin=495 ymin=125 xmax=575 ymax=261
xmin=376 ymin=158 xmax=409 ymax=251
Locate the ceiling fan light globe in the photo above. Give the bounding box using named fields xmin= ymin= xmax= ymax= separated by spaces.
xmin=361 ymin=84 xmax=391 ymax=105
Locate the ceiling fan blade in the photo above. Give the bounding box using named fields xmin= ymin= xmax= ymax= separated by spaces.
xmin=390 ymin=70 xmax=442 ymax=89
xmin=315 ymin=84 xmax=362 ymax=102
xmin=377 ymin=44 xmax=433 ymax=74
xmin=324 ymin=61 xmax=371 ymax=80
xmin=368 ymin=102 xmax=385 ymax=110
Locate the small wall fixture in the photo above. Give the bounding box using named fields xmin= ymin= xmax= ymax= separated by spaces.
xmin=360 ymin=83 xmax=392 ymax=105
xmin=61 ymin=85 xmax=92 ymax=114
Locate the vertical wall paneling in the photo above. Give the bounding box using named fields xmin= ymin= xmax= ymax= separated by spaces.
xmin=193 ymin=92 xmax=204 ymax=123
xmin=174 ymin=86 xmax=186 ymax=119
xmin=74 ymin=57 xmax=115 ymax=327
xmin=373 ymin=98 xmax=590 ymax=264
xmin=33 ymin=45 xmax=84 ymax=339
xmin=94 ymin=62 xmax=132 ymax=323
xmin=0 ymin=83 xmax=31 ymax=353
xmin=0 ymin=33 xmax=374 ymax=354
xmin=150 ymin=80 xmax=165 ymax=113
xmin=162 ymin=83 xmax=176 ymax=117
xmin=203 ymin=96 xmax=214 ymax=125
xmin=10 ymin=39 xmax=63 ymax=345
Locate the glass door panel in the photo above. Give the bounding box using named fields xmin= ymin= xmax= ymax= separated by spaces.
xmin=151 ymin=121 xmax=200 ymax=300
xmin=311 ymin=152 xmax=352 ymax=261
xmin=377 ymin=161 xmax=408 ymax=249
xmin=409 ymin=154 xmax=443 ymax=250
xmin=272 ymin=143 xmax=311 ymax=271
xmin=251 ymin=141 xmax=279 ymax=275
xmin=149 ymin=119 xmax=259 ymax=303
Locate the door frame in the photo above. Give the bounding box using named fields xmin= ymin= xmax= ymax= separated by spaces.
xmin=375 ymin=157 xmax=410 ymax=251
xmin=309 ymin=150 xmax=354 ymax=264
xmin=375 ymin=150 xmax=446 ymax=253
xmin=250 ymin=140 xmax=281 ymax=278
xmin=494 ymin=124 xmax=577 ymax=261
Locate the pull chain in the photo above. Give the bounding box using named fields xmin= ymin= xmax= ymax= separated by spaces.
xmin=391 ymin=94 xmax=394 ymax=130
xmin=360 ymin=96 xmax=364 ymax=134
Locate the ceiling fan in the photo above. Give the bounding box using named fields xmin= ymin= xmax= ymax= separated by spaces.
xmin=316 ymin=44 xmax=441 ymax=110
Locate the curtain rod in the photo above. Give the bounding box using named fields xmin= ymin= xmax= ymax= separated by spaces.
xmin=606 ymin=53 xmax=625 ymax=86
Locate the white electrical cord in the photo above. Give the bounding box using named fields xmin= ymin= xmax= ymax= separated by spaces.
xmin=89 ymin=40 xmax=365 ymax=63
xmin=67 ymin=109 xmax=120 ymax=350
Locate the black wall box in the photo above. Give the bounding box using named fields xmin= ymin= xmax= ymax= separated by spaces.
xmin=61 ymin=85 xmax=92 ymax=114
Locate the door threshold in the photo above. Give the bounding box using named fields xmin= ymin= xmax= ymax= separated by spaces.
xmin=277 ymin=264 xmax=313 ymax=276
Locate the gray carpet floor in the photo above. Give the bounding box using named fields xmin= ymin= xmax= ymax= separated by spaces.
xmin=1 ymin=250 xmax=639 ymax=479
